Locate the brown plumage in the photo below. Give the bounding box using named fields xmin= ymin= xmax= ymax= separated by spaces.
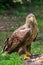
xmin=2 ymin=13 xmax=39 ymax=58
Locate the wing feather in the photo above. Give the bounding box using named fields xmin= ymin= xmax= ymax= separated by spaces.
xmin=8 ymin=27 xmax=32 ymax=52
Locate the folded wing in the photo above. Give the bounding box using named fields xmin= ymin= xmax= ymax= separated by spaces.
xmin=8 ymin=27 xmax=32 ymax=52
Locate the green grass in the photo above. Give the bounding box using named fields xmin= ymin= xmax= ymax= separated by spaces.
xmin=0 ymin=52 xmax=23 ymax=65
xmin=31 ymin=41 xmax=43 ymax=54
xmin=0 ymin=32 xmax=11 ymax=46
xmin=38 ymin=19 xmax=43 ymax=32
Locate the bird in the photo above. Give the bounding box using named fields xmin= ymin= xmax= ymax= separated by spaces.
xmin=2 ymin=13 xmax=39 ymax=59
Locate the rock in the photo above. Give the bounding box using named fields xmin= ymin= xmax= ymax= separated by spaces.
xmin=24 ymin=54 xmax=43 ymax=65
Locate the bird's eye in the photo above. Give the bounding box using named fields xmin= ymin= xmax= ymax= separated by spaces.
xmin=28 ymin=16 xmax=30 ymax=18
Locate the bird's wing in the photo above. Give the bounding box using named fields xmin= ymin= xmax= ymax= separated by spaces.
xmin=8 ymin=27 xmax=32 ymax=52
xmin=15 ymin=28 xmax=32 ymax=41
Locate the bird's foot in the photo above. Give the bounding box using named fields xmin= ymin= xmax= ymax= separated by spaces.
xmin=24 ymin=52 xmax=31 ymax=60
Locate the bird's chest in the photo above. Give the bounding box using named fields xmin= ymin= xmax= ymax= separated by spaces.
xmin=14 ymin=29 xmax=30 ymax=41
xmin=25 ymin=26 xmax=38 ymax=46
xmin=31 ymin=26 xmax=38 ymax=40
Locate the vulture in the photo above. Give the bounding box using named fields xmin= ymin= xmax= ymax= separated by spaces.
xmin=2 ymin=13 xmax=39 ymax=59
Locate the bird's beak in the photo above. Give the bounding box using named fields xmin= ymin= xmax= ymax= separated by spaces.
xmin=30 ymin=17 xmax=34 ymax=22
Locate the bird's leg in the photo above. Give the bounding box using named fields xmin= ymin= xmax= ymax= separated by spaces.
xmin=23 ymin=44 xmax=32 ymax=60
xmin=24 ymin=51 xmax=31 ymax=60
xmin=18 ymin=46 xmax=31 ymax=60
xmin=22 ymin=46 xmax=31 ymax=60
xmin=18 ymin=47 xmax=25 ymax=55
xmin=27 ymin=44 xmax=31 ymax=53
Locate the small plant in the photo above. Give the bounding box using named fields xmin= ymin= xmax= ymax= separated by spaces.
xmin=0 ymin=51 xmax=23 ymax=65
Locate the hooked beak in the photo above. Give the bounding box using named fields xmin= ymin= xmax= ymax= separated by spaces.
xmin=30 ymin=17 xmax=34 ymax=22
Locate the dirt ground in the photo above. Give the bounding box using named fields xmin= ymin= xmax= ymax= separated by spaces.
xmin=0 ymin=15 xmax=24 ymax=31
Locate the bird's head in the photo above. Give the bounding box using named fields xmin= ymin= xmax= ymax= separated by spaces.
xmin=26 ymin=13 xmax=37 ymax=25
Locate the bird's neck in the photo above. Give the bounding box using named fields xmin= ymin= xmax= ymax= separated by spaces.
xmin=25 ymin=20 xmax=30 ymax=27
xmin=25 ymin=23 xmax=30 ymax=28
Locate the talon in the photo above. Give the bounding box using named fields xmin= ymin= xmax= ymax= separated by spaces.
xmin=26 ymin=52 xmax=31 ymax=57
xmin=23 ymin=52 xmax=31 ymax=60
xmin=24 ymin=55 xmax=30 ymax=60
